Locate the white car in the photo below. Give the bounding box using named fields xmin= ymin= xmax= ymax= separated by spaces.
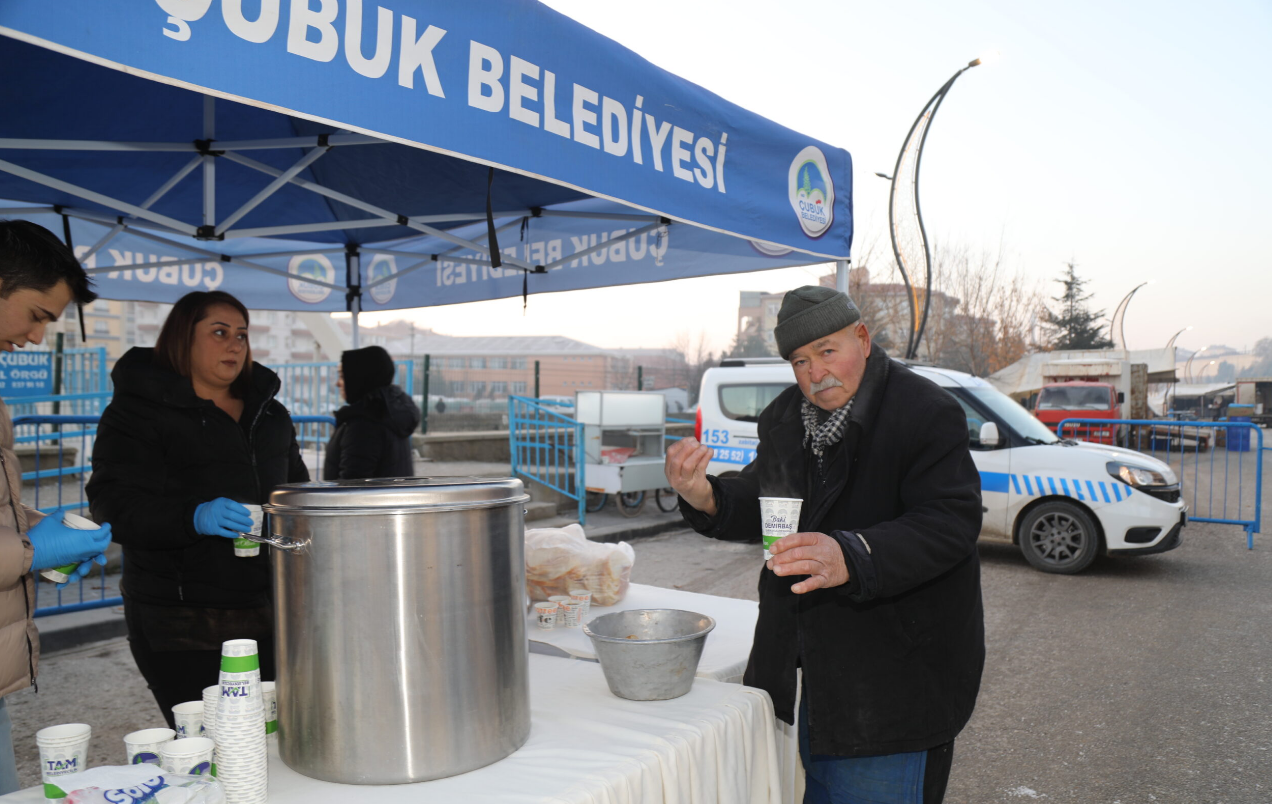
xmin=694 ymin=357 xmax=1187 ymax=574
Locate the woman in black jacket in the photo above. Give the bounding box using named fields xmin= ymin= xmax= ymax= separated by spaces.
xmin=86 ymin=291 xmax=308 ymax=727
xmin=323 ymin=345 xmax=420 ymax=480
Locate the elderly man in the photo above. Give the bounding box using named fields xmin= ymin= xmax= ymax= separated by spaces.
xmin=666 ymin=285 xmax=984 ymax=804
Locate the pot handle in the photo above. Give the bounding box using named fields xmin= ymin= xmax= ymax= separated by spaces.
xmin=237 ymin=531 xmax=309 ymax=552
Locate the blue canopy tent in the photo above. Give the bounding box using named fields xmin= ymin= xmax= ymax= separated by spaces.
xmin=0 ymin=0 xmax=854 ymax=343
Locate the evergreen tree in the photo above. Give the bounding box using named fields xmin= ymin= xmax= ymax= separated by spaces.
xmin=1042 ymin=262 xmax=1114 ymax=350
xmin=726 ymin=328 xmax=774 ymax=358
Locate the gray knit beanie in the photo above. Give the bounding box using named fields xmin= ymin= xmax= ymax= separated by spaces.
xmin=773 ymin=286 xmax=861 ymax=359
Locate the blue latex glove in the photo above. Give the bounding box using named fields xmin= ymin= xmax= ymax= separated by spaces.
xmin=57 ymin=553 xmax=107 ymax=589
xmin=193 ymin=498 xmax=254 ymax=539
xmin=29 ymin=515 xmax=113 ymax=571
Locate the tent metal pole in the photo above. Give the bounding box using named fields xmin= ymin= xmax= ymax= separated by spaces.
xmin=202 ymin=96 xmax=216 ymax=231
xmin=0 ymin=133 xmax=385 ymax=151
xmin=0 ymin=158 xmax=196 ymax=234
xmin=537 ymin=210 xmax=664 ymax=223
xmin=364 ymin=257 xmax=430 ymax=290
xmin=220 ymin=151 xmax=539 ymax=272
xmin=835 ymin=260 xmax=849 ymax=294
xmin=347 ymin=247 xmax=361 ymax=350
xmin=538 ymin=221 xmax=663 ymax=272
xmin=223 ymin=210 xmax=532 ymax=240
xmin=0 ymin=207 xmax=56 ymax=215
xmin=79 ymin=155 xmax=205 ymax=265
xmin=215 ymin=145 xmax=330 ymax=235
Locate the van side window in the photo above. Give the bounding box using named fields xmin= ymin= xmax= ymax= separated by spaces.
xmin=718 ymin=384 xmax=792 ymax=423
xmin=950 ymin=393 xmax=989 ymax=450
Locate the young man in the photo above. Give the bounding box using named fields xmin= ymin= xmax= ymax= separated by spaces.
xmin=667 ymin=286 xmax=984 ymax=804
xmin=0 ymin=220 xmax=113 ymax=794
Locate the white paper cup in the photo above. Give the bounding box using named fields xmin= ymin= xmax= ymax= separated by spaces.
xmin=39 ymin=513 xmax=100 ymax=584
xmin=534 ymin=602 xmax=557 ymax=630
xmin=561 ymin=599 xmax=583 ymax=628
xmin=759 ymin=497 xmax=803 ymax=560
xmin=36 ymin=723 xmax=91 ymax=799
xmin=124 ymin=727 xmax=174 ymax=766
xmin=569 ymin=589 xmax=592 ymax=619
xmin=171 ymin=701 xmax=204 ymax=739
xmin=261 ymin=681 xmax=277 ymax=735
xmin=160 ymin=737 xmax=216 ymax=776
xmin=202 ymin=685 xmax=220 ymax=743
xmin=548 ymin=596 xmax=570 ymax=627
xmin=233 ymin=505 xmax=263 ymax=558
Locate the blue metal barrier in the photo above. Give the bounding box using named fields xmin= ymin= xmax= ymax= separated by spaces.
xmin=509 ymin=396 xmax=586 ymax=524
xmin=13 ymin=412 xmax=337 ymax=616
xmin=1058 ymin=418 xmax=1264 ymax=549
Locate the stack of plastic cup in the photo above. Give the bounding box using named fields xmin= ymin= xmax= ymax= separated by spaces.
xmin=260 ymin=681 xmax=278 ymax=738
xmin=35 ymin=723 xmax=91 ymax=800
xmin=202 ymin=684 xmax=220 ymax=743
xmin=215 ymin=639 xmax=268 ymax=803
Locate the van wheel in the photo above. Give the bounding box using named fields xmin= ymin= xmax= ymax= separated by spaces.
xmin=1018 ymin=501 xmax=1100 ymax=574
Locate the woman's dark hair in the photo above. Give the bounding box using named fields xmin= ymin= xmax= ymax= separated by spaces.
xmin=154 ymin=291 xmax=253 ymax=398
xmin=0 ymin=219 xmax=98 ymax=305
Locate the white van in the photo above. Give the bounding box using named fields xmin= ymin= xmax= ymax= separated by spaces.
xmin=694 ymin=357 xmax=1187 ymax=574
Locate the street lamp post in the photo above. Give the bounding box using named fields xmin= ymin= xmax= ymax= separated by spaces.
xmin=1110 ymin=280 xmax=1155 ymax=350
xmin=880 ymin=52 xmax=997 ymax=360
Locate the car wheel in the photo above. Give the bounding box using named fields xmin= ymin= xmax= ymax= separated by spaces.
xmin=1018 ymin=501 xmax=1101 ymax=574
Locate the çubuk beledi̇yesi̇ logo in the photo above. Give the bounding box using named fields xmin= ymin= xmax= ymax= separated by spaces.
xmin=788 ymin=146 xmax=835 ymax=239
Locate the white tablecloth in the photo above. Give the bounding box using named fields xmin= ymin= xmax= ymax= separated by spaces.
xmin=529 ymin=583 xmax=759 ymax=683
xmin=2 ymin=654 xmax=781 ymax=804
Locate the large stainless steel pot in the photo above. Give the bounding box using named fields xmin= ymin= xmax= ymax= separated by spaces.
xmin=262 ymin=477 xmax=531 ymax=785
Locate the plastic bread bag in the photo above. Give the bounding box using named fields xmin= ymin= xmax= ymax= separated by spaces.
xmin=54 ymin=764 xmax=224 ymax=804
xmin=525 ymin=524 xmax=635 ymax=606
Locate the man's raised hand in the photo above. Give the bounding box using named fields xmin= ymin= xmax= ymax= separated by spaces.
xmin=664 ymin=437 xmax=717 ymax=516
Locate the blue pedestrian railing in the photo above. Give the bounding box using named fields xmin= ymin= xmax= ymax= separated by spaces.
xmin=509 ymin=396 xmax=586 ymax=524
xmin=13 ymin=412 xmax=337 ymax=617
xmin=1058 ymin=418 xmax=1264 ymax=549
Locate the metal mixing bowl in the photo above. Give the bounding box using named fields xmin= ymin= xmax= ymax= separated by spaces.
xmin=582 ymin=609 xmax=716 ymax=700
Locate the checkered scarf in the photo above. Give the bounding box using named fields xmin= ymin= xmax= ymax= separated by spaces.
xmin=802 ymin=397 xmax=854 ymax=474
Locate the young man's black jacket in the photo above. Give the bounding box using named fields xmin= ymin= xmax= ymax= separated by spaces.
xmin=86 ymin=347 xmax=309 ymax=609
xmin=322 ymin=385 xmax=420 ymax=480
xmin=680 ymin=345 xmax=985 ymax=757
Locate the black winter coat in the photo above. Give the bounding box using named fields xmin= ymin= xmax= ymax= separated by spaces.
xmin=322 ymin=385 xmax=420 ymax=480
xmin=86 ymin=348 xmax=309 ymax=609
xmin=681 ymin=345 xmax=985 ymax=757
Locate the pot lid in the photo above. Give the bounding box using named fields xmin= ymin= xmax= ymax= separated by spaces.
xmin=266 ymin=477 xmax=528 ymax=511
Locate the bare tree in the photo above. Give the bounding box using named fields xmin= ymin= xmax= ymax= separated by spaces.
xmin=670 ymin=330 xmax=716 ymax=404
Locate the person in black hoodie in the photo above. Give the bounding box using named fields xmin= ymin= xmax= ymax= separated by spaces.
xmin=86 ymin=291 xmax=308 ymax=727
xmin=323 ymin=345 xmax=420 ymax=480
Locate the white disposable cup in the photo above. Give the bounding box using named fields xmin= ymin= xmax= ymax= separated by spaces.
xmin=568 ymin=589 xmax=592 ymax=619
xmin=548 ymin=596 xmax=570 ymax=627
xmin=261 ymin=681 xmax=278 ymax=736
xmin=36 ymin=723 xmax=91 ymax=799
xmin=234 ymin=505 xmax=264 ymax=558
xmin=533 ymin=602 xmax=557 ymax=630
xmin=561 ymin=599 xmax=583 ymax=628
xmin=160 ymin=737 xmax=216 ymax=777
xmin=124 ymin=727 xmax=174 ymax=766
xmin=39 ymin=512 xmax=100 ymax=584
xmin=759 ymin=497 xmax=804 ymax=561
xmin=202 ymin=685 xmax=220 ymax=743
xmin=171 ymin=701 xmax=204 ymax=739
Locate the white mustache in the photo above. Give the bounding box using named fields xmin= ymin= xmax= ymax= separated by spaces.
xmin=810 ymin=375 xmax=844 ymax=394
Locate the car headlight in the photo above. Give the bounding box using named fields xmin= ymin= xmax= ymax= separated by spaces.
xmin=1106 ymin=461 xmax=1170 ymax=488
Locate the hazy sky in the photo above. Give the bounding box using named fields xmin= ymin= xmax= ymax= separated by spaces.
xmin=366 ymin=0 xmax=1272 ymax=360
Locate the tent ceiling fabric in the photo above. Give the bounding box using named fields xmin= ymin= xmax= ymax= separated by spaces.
xmin=0 ymin=0 xmax=854 ymax=311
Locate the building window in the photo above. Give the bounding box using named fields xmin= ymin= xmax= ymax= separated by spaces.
xmin=93 ymin=300 xmax=111 ymax=313
xmin=469 ymin=381 xmax=486 ymax=394
xmin=491 ymin=381 xmax=507 ymax=395
xmin=470 ymin=357 xmax=486 ymax=369
xmin=93 ymin=320 xmax=109 ymax=334
xmin=450 ymin=380 xmax=465 ymax=395
xmin=511 ymin=381 xmax=527 ymax=394
xmin=489 ymin=357 xmax=507 ymax=370
xmin=448 ymin=357 xmax=465 ymax=369
xmin=511 ymin=358 xmax=527 ymax=369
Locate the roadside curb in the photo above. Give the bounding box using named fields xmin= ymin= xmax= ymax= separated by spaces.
xmin=35 ymin=606 xmax=127 ymax=655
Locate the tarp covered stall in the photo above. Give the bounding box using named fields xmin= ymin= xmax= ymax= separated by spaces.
xmin=0 ymin=0 xmax=854 ymax=318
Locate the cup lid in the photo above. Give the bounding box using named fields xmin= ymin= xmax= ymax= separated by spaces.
xmin=266 ymin=477 xmax=528 ymax=512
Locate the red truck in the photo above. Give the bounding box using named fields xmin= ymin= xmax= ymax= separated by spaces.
xmin=1033 ymin=381 xmax=1124 ymax=445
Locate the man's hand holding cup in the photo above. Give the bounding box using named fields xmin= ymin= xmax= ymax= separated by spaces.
xmin=768 ymin=532 xmax=851 ymax=594
xmin=664 ymin=437 xmax=717 ymax=516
